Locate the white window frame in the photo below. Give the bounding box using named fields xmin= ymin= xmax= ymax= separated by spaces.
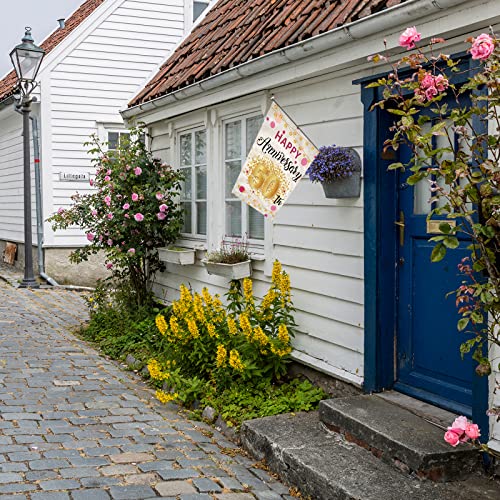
xmin=178 ymin=126 xmax=208 ymax=240
xmin=184 ymin=0 xmax=210 ymax=33
xmin=222 ymin=112 xmax=265 ymax=247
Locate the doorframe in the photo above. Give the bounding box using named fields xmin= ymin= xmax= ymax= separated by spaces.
xmin=356 ymin=55 xmax=489 ymax=439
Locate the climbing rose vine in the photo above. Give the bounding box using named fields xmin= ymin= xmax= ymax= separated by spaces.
xmin=368 ymin=29 xmax=500 ymax=438
xmin=49 ymin=128 xmax=184 ymax=306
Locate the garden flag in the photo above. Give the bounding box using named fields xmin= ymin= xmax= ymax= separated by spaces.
xmin=232 ymin=101 xmax=318 ymax=218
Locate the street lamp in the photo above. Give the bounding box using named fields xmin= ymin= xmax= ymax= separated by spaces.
xmin=10 ymin=28 xmax=45 ymax=288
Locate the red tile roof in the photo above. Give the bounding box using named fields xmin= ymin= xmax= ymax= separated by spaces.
xmin=0 ymin=0 xmax=106 ymax=103
xmin=130 ymin=0 xmax=406 ymax=107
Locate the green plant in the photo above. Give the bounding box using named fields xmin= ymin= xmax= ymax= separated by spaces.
xmin=206 ymin=237 xmax=249 ymax=264
xmin=49 ymin=127 xmax=184 ymax=307
xmin=369 ymin=29 xmax=500 ymax=419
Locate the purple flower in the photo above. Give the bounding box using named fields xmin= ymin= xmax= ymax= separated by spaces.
xmin=306 ymin=145 xmax=356 ymax=183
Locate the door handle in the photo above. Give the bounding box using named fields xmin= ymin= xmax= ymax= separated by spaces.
xmin=394 ymin=211 xmax=405 ymax=246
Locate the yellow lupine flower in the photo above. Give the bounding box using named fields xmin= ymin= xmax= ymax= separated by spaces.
xmin=229 ymin=349 xmax=245 ymax=372
xmin=169 ymin=316 xmax=180 ymax=336
xmin=278 ymin=324 xmax=290 ymax=344
xmin=253 ymin=326 xmax=269 ymax=346
xmin=156 ymin=389 xmax=179 ymax=404
xmin=147 ymin=359 xmax=170 ymax=381
xmin=271 ymin=344 xmax=292 ymax=357
xmin=280 ymin=272 xmax=291 ymax=298
xmin=202 ymin=287 xmax=213 ymax=306
xmin=227 ymin=316 xmax=238 ymax=335
xmin=187 ymin=318 xmax=199 ymax=338
xmin=155 ymin=315 xmax=167 ymax=335
xmin=239 ymin=313 xmax=252 ymax=338
xmin=207 ymin=323 xmax=217 ymax=338
xmin=243 ymin=278 xmax=253 ymax=303
xmin=271 ymin=260 xmax=282 ymax=287
xmin=193 ymin=293 xmax=206 ymax=323
xmin=216 ymin=344 xmax=227 ymax=367
xmin=260 ymin=289 xmax=276 ymax=310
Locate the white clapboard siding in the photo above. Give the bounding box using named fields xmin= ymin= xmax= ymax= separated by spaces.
xmin=149 ymin=70 xmax=366 ymax=386
xmin=48 ymin=0 xmax=186 ymax=246
xmin=0 ymin=109 xmax=38 ymax=244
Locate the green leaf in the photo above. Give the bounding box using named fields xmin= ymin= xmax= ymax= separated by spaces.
xmin=439 ymin=222 xmax=451 ymax=234
xmin=388 ymin=162 xmax=404 ymax=171
xmin=431 ymin=243 xmax=446 ymax=262
xmin=443 ymin=236 xmax=459 ymax=249
xmin=457 ymin=318 xmax=469 ymax=331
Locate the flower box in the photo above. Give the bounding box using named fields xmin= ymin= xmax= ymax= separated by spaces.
xmin=202 ymin=259 xmax=252 ymax=280
xmin=158 ymin=247 xmax=196 ymax=265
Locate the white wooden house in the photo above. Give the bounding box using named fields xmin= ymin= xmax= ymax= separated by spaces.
xmin=124 ymin=0 xmax=500 ymax=452
xmin=0 ymin=0 xmax=210 ymax=284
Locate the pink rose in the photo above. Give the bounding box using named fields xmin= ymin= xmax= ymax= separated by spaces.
xmin=134 ymin=213 xmax=144 ymax=222
xmin=124 ymin=214 xmax=130 ymax=219
xmin=86 ymin=233 xmax=95 ymax=242
xmin=425 ymin=86 xmax=438 ymax=101
xmin=91 ymin=209 xmax=98 ymax=216
xmin=57 ymin=207 xmax=64 ymax=214
xmin=159 ymin=204 xmax=168 ymax=213
xmin=128 ymin=248 xmax=136 ymax=254
xmin=155 ymin=193 xmax=163 ymax=200
xmin=131 ymin=193 xmax=139 ymax=202
xmin=107 ymin=213 xmax=114 ymax=220
xmin=157 ymin=212 xmax=166 ymax=220
xmin=104 ymin=176 xmax=111 ymax=182
xmin=134 ymin=167 xmax=142 ymax=176
xmin=451 ymin=416 xmax=468 ymax=432
xmin=106 ymin=263 xmax=113 ymax=270
xmin=107 ymin=239 xmax=113 ymax=246
xmin=399 ymin=26 xmax=421 ymax=50
xmin=123 ymin=203 xmax=130 ymax=210
xmin=106 ymin=169 xmax=112 ymax=175
xmin=465 ymin=423 xmax=481 ymax=440
xmin=444 ymin=430 xmax=460 ymax=447
xmin=470 ymin=33 xmax=495 ymax=60
xmin=104 ymin=196 xmax=111 ymax=206
xmin=89 ymin=178 xmax=94 ymax=187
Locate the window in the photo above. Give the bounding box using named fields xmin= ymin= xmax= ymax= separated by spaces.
xmin=224 ymin=115 xmax=264 ymax=240
xmin=179 ymin=129 xmax=207 ymax=236
xmin=193 ymin=1 xmax=209 ymax=22
xmin=107 ymin=131 xmax=130 ymax=151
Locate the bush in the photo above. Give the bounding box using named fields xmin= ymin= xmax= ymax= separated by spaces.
xmin=149 ymin=260 xmax=298 ymax=401
xmin=49 ymin=127 xmax=184 ymax=307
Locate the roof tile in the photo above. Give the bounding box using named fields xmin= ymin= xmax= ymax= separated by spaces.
xmin=129 ymin=0 xmax=407 ymax=107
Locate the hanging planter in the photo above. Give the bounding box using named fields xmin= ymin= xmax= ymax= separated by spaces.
xmin=158 ymin=246 xmax=196 ymax=265
xmin=307 ymin=145 xmax=362 ymax=199
xmin=202 ymin=237 xmax=252 ymax=279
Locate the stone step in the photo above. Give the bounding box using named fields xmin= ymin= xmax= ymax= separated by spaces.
xmin=240 ymin=411 xmax=500 ymax=500
xmin=319 ymin=395 xmax=479 ymax=481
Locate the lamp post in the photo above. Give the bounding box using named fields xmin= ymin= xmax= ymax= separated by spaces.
xmin=10 ymin=28 xmax=45 ymax=288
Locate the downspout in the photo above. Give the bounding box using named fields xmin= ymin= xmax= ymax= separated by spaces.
xmin=30 ymin=114 xmax=59 ymax=286
xmin=15 ymin=103 xmax=59 ymax=286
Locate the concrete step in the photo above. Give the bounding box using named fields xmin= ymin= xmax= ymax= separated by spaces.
xmin=319 ymin=395 xmax=479 ymax=481
xmin=240 ymin=411 xmax=500 ymax=500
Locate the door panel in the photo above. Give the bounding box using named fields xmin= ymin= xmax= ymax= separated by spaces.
xmin=394 ymin=99 xmax=475 ymax=416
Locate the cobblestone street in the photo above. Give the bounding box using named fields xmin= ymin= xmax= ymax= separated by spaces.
xmin=0 ymin=279 xmax=290 ymax=500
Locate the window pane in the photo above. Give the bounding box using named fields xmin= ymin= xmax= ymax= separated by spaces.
xmin=180 ymin=134 xmax=192 ymax=166
xmin=414 ymin=181 xmax=431 ymax=215
xmin=108 ymin=132 xmax=119 ymax=150
xmin=193 ymin=1 xmax=208 ymax=22
xmin=225 ymin=201 xmax=241 ymax=237
xmin=197 ymin=202 xmax=207 ymax=235
xmin=196 ymin=165 xmax=207 ymax=199
xmin=195 ymin=130 xmax=206 ymax=165
xmin=249 ymin=207 xmax=265 ymax=240
xmin=225 ymin=121 xmax=241 ymax=160
xmin=180 ymin=168 xmax=192 ymax=200
xmin=182 ymin=202 xmax=192 ymax=233
xmin=246 ymin=116 xmax=262 ymax=154
xmin=225 ymin=160 xmax=241 ymax=197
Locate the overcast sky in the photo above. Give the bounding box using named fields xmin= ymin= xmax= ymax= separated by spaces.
xmin=0 ymin=0 xmax=85 ymax=77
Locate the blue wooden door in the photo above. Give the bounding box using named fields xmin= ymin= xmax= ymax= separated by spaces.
xmin=394 ymin=115 xmax=475 ymax=416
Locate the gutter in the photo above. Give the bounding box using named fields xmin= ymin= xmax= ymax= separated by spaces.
xmin=123 ymin=0 xmax=470 ymax=120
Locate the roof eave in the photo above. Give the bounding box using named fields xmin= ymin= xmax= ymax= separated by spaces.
xmin=123 ymin=0 xmax=469 ymax=121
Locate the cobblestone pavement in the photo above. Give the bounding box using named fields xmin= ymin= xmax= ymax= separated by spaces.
xmin=0 ymin=280 xmax=291 ymax=500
